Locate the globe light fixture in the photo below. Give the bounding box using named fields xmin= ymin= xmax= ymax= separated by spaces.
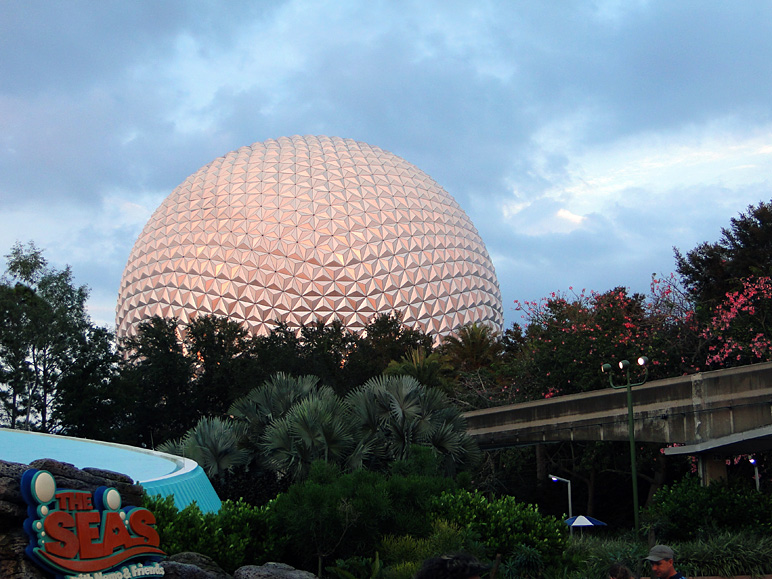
xmin=602 ymin=355 xmax=650 ymax=532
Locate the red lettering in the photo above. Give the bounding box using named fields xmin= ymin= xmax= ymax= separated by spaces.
xmin=128 ymin=509 xmax=160 ymax=547
xmin=73 ymin=493 xmax=93 ymax=511
xmin=56 ymin=492 xmax=74 ymax=511
xmin=55 ymin=491 xmax=93 ymax=511
xmin=75 ymin=511 xmax=102 ymax=559
xmin=43 ymin=511 xmax=78 ymax=559
xmin=102 ymin=511 xmax=139 ymax=553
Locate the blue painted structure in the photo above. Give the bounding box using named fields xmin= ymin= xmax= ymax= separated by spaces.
xmin=1 ymin=429 xmax=221 ymax=513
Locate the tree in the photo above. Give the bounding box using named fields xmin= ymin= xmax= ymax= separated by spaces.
xmin=53 ymin=325 xmax=121 ymax=439
xmin=185 ymin=315 xmax=254 ymax=413
xmin=702 ymin=276 xmax=772 ymax=368
xmin=344 ymin=313 xmax=434 ymax=388
xmin=676 ymin=200 xmax=772 ymax=316
xmin=118 ymin=316 xmax=193 ymax=446
xmin=158 ymin=416 xmax=251 ymax=481
xmin=440 ymin=322 xmax=503 ymax=372
xmin=296 ymin=320 xmax=358 ymax=394
xmin=487 ymin=283 xmax=701 ymax=521
xmin=261 ymin=386 xmax=355 ymax=480
xmin=384 ymin=346 xmax=452 ymax=393
xmin=346 ymin=375 xmax=480 ymax=475
xmin=0 ymin=242 xmax=111 ymax=433
xmin=508 ymin=286 xmax=699 ymax=403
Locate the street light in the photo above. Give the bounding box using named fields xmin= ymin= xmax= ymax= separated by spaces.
xmin=750 ymin=457 xmax=760 ymax=492
xmin=602 ymin=356 xmax=649 ymax=533
xmin=549 ymin=474 xmax=573 ymax=536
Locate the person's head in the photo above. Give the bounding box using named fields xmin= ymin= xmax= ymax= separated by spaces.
xmin=646 ymin=545 xmax=676 ymax=578
xmin=608 ymin=562 xmax=633 ymax=579
xmin=414 ymin=553 xmax=490 ymax=579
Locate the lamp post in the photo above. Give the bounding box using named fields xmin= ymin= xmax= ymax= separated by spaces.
xmin=751 ymin=457 xmax=760 ymax=492
xmin=549 ymin=474 xmax=573 ymax=536
xmin=602 ymin=356 xmax=649 ymax=533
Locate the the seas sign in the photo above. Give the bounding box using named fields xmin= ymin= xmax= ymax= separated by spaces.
xmin=21 ymin=469 xmax=166 ymax=578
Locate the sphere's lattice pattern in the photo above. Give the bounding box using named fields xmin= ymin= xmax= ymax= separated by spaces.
xmin=116 ymin=135 xmax=503 ymax=339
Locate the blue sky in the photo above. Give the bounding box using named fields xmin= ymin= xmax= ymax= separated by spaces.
xmin=2 ymin=1 xmax=772 ymax=330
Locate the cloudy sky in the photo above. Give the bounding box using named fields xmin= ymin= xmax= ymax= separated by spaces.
xmin=2 ymin=1 xmax=772 ymax=330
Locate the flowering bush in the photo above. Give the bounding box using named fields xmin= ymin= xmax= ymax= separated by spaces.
xmin=509 ymin=279 xmax=699 ymax=401
xmin=703 ymin=276 xmax=772 ymax=367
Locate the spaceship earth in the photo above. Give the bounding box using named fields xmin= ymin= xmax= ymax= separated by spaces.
xmin=116 ymin=135 xmax=503 ymax=340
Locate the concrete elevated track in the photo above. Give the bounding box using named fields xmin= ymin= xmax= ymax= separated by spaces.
xmin=463 ymin=361 xmax=772 ymax=482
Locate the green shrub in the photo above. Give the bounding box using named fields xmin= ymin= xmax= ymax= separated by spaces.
xmin=267 ymin=460 xmax=459 ymax=574
xmin=676 ymin=533 xmax=772 ymax=578
xmin=380 ymin=519 xmax=483 ymax=565
xmin=642 ymin=475 xmax=772 ymax=541
xmin=327 ymin=553 xmax=384 ymax=579
xmin=543 ymin=534 xmax=772 ymax=578
xmin=429 ymin=490 xmax=567 ymax=569
xmin=143 ymin=494 xmax=274 ymax=572
xmin=553 ymin=536 xmax=648 ymax=579
xmin=268 ymin=463 xmax=392 ymax=575
xmin=384 ymin=474 xmax=457 ymax=537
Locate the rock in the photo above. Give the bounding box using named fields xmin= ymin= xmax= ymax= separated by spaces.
xmin=82 ymin=466 xmax=135 ymax=484
xmin=170 ymin=552 xmax=231 ymax=578
xmin=235 ymin=562 xmax=317 ymax=579
xmin=162 ymin=560 xmax=226 ymax=579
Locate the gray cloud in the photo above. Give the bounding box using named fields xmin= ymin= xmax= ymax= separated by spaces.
xmin=1 ymin=0 xmax=771 ymax=329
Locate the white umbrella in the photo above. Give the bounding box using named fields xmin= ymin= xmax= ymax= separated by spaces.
xmin=565 ymin=515 xmax=607 ymax=527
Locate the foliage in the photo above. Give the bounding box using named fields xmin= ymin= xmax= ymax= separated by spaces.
xmin=554 ymin=534 xmax=772 ymax=579
xmin=440 ymin=323 xmax=503 ymax=373
xmin=0 ymin=242 xmax=116 ymax=433
xmin=247 ymin=313 xmax=434 ymax=395
xmin=185 ymin=315 xmax=254 ymax=411
xmin=641 ymin=475 xmax=772 ymax=542
xmin=268 ymin=463 xmax=385 ymax=573
xmin=158 ymin=416 xmax=251 ymax=480
xmin=345 ymin=374 xmax=481 ymax=475
xmin=675 ymin=532 xmax=772 ymax=578
xmin=118 ymin=316 xmax=194 ymax=446
xmin=261 ymin=386 xmax=356 ymax=480
xmin=117 ymin=312 xmax=436 ymax=448
xmin=143 ymin=494 xmax=275 ymax=573
xmin=429 ymin=490 xmax=567 ymax=570
xmin=266 ymin=459 xmax=458 ymax=574
xmin=379 ymin=519 xmax=485 ymax=579
xmin=52 ymin=325 xmax=121 ymax=439
xmin=502 ymin=544 xmax=544 ymax=579
xmin=327 ymin=552 xmax=384 ymax=579
xmin=384 ymin=346 xmax=453 ymax=393
xmin=702 ymin=275 xmax=772 ymax=367
xmin=343 ymin=312 xmax=434 ymax=389
xmin=544 ymin=536 xmax=649 ymax=579
xmin=162 ymin=372 xmax=480 ymax=486
xmin=510 ymin=286 xmax=699 ymax=402
xmin=676 ymin=199 xmax=772 ymax=316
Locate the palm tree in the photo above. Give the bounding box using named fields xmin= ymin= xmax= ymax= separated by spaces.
xmin=384 ymin=346 xmax=452 ymax=392
xmin=441 ymin=322 xmax=503 ymax=372
xmin=228 ymin=372 xmax=320 ymax=454
xmin=346 ymin=375 xmax=480 ymax=474
xmin=260 ymin=386 xmax=354 ymax=480
xmin=158 ymin=416 xmax=250 ymax=480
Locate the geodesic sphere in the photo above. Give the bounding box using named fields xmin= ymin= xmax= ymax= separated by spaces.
xmin=115 ymin=135 xmax=503 ymax=339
